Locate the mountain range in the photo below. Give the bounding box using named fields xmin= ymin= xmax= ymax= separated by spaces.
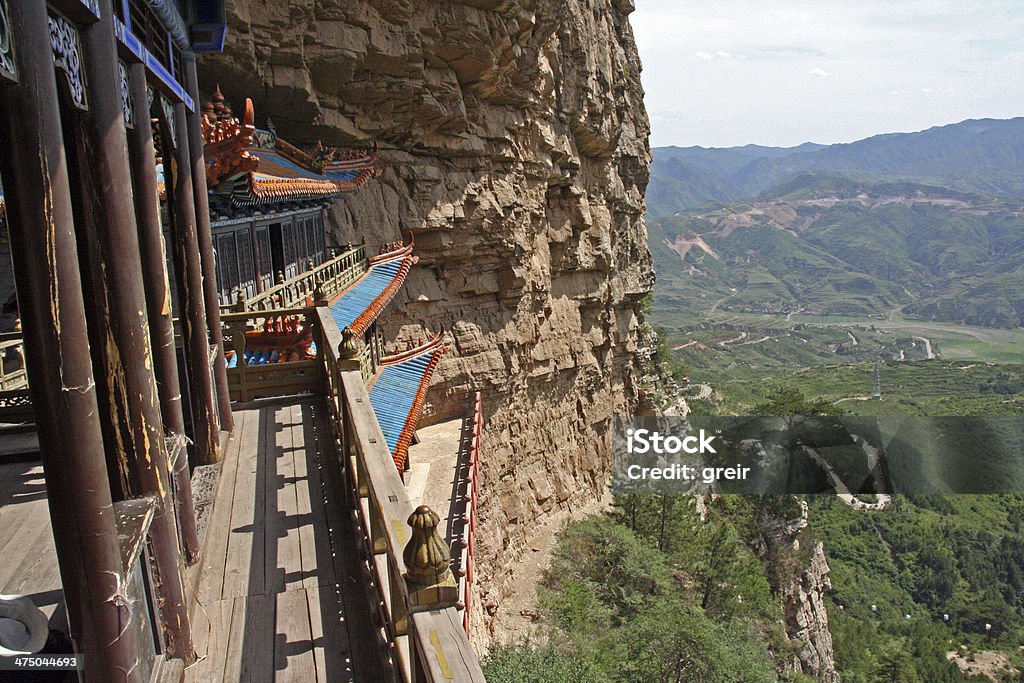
xmin=649 ymin=117 xmax=1024 ymax=218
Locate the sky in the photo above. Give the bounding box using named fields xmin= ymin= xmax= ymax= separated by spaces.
xmin=631 ymin=0 xmax=1024 ymax=148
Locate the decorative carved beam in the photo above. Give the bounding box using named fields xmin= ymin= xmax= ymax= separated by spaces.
xmin=0 ymin=0 xmax=16 ymax=83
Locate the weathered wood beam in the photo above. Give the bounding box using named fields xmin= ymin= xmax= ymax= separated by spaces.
xmin=0 ymin=1 xmax=141 ymax=678
xmin=183 ymin=56 xmax=234 ymax=433
xmin=74 ymin=0 xmax=193 ymax=662
xmin=125 ymin=61 xmax=201 ymax=564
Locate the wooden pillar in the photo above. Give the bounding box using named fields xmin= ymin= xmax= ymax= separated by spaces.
xmin=75 ymin=0 xmax=193 ymax=661
xmin=125 ymin=62 xmax=201 ymax=563
xmin=0 ymin=1 xmax=140 ymax=678
xmin=163 ymin=96 xmax=221 ymax=466
xmin=183 ymin=57 xmax=233 ymax=432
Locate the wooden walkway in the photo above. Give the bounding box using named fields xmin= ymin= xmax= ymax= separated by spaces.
xmin=186 ymin=398 xmax=391 ymax=682
xmin=0 ymin=461 xmax=64 ymax=629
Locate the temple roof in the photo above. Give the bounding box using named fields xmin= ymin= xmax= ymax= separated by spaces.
xmin=202 ymin=90 xmax=378 ymax=208
xmin=368 ymin=336 xmax=445 ymax=470
xmin=328 ymin=242 xmax=416 ymax=337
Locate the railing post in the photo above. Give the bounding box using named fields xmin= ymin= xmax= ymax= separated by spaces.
xmin=225 ymin=316 xmax=248 ymax=403
xmin=339 ymin=329 xmax=364 ymax=373
xmin=403 ymin=506 xmax=459 ymax=612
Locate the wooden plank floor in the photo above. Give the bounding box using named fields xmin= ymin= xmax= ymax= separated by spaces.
xmin=0 ymin=461 xmax=65 ymax=631
xmin=186 ymin=398 xmax=391 ymax=683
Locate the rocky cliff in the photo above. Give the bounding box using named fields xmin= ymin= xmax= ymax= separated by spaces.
xmin=755 ymin=499 xmax=839 ymax=681
xmin=201 ymin=0 xmax=653 ymax=643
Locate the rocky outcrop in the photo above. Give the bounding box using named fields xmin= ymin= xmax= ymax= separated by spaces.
xmin=755 ymin=499 xmax=839 ymax=682
xmin=200 ymin=0 xmax=653 ymax=644
xmin=783 ymin=540 xmax=838 ymax=682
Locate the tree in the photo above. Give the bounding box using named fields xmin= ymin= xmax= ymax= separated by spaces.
xmin=754 ymin=387 xmax=844 ymax=491
xmin=873 ymin=641 xmax=922 ymax=683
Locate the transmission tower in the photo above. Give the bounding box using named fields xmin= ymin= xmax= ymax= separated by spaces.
xmin=871 ymin=353 xmax=882 ymax=400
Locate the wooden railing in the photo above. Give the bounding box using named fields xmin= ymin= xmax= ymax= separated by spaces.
xmin=223 ymin=244 xmax=367 ymax=313
xmin=455 ymin=392 xmax=483 ymax=638
xmin=0 ymin=388 xmax=33 ymax=427
xmin=222 ymin=306 xmax=483 ymax=679
xmin=0 ymin=332 xmax=28 ymax=391
xmin=221 ymin=308 xmax=324 ymax=403
xmin=312 ymin=308 xmax=486 ymax=682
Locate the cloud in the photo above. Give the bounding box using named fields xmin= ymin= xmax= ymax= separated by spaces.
xmin=633 ymin=0 xmax=1024 ymax=146
xmin=693 ymin=50 xmax=739 ymax=61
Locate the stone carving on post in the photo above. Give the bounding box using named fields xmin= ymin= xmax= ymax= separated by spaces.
xmin=313 ymin=282 xmax=329 ymax=308
xmin=403 ymin=505 xmax=458 ymax=610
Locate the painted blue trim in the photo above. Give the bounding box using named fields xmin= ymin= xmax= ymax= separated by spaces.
xmin=143 ymin=0 xmax=190 ymax=50
xmin=254 ymin=150 xmax=362 ymax=183
xmin=114 ymin=17 xmax=194 ymax=111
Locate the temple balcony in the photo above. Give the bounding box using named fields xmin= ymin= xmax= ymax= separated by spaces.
xmin=0 ymin=305 xmax=484 ymax=682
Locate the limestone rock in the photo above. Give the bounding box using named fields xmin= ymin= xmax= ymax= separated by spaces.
xmin=782 ymin=540 xmax=839 ymax=682
xmin=755 ymin=499 xmax=839 ymax=682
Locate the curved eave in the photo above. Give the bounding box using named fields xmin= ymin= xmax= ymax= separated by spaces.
xmin=346 ymin=256 xmax=416 ymax=337
xmin=227 ymin=165 xmax=379 ymax=207
xmin=368 ymin=336 xmax=446 ymax=471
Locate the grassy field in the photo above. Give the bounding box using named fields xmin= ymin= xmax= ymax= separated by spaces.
xmin=653 ymin=303 xmax=1024 ymax=416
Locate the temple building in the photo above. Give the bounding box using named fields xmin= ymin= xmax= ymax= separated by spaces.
xmin=0 ymin=1 xmax=483 ymax=681
xmin=199 ymin=90 xmax=379 ymax=304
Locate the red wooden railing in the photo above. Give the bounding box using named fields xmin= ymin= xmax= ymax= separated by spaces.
xmin=456 ymin=391 xmax=483 ymax=637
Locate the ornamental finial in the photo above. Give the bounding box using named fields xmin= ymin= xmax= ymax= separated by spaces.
xmin=403 ymin=506 xmax=451 ymax=585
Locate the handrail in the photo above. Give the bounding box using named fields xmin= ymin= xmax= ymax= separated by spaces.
xmin=380 ymin=333 xmax=446 ymax=366
xmin=221 ymin=307 xmax=322 ymax=402
xmin=216 ymin=305 xmax=484 ymax=679
xmin=456 ymin=392 xmax=483 ymax=637
xmin=222 ymin=244 xmax=367 ymax=313
xmin=312 ymin=307 xmax=485 ymax=682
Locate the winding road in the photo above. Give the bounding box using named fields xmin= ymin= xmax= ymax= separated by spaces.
xmin=802 ymin=445 xmax=892 ymax=511
xmin=690 ymin=383 xmax=713 ymax=401
xmin=913 ymin=335 xmax=936 ymax=359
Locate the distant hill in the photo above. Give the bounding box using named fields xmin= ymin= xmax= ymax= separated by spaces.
xmin=648 ymin=118 xmax=1024 ymax=218
xmin=650 ymin=173 xmax=1024 ymax=328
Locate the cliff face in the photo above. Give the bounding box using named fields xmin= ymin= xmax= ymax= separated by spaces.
xmin=201 ymin=0 xmax=653 ymax=640
xmin=756 ymin=500 xmax=839 ymax=681
xmin=783 ymin=540 xmax=838 ymax=682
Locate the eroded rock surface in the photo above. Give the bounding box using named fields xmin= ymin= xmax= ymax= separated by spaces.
xmin=201 ymin=0 xmax=653 ymax=644
xmin=756 ymin=499 xmax=839 ymax=681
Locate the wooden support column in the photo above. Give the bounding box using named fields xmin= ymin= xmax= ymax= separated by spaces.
xmin=183 ymin=57 xmax=233 ymax=432
xmin=0 ymin=1 xmax=140 ymax=678
xmin=125 ymin=62 xmax=200 ymax=563
xmin=75 ymin=0 xmax=193 ymax=662
xmin=163 ymin=96 xmax=221 ymax=466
